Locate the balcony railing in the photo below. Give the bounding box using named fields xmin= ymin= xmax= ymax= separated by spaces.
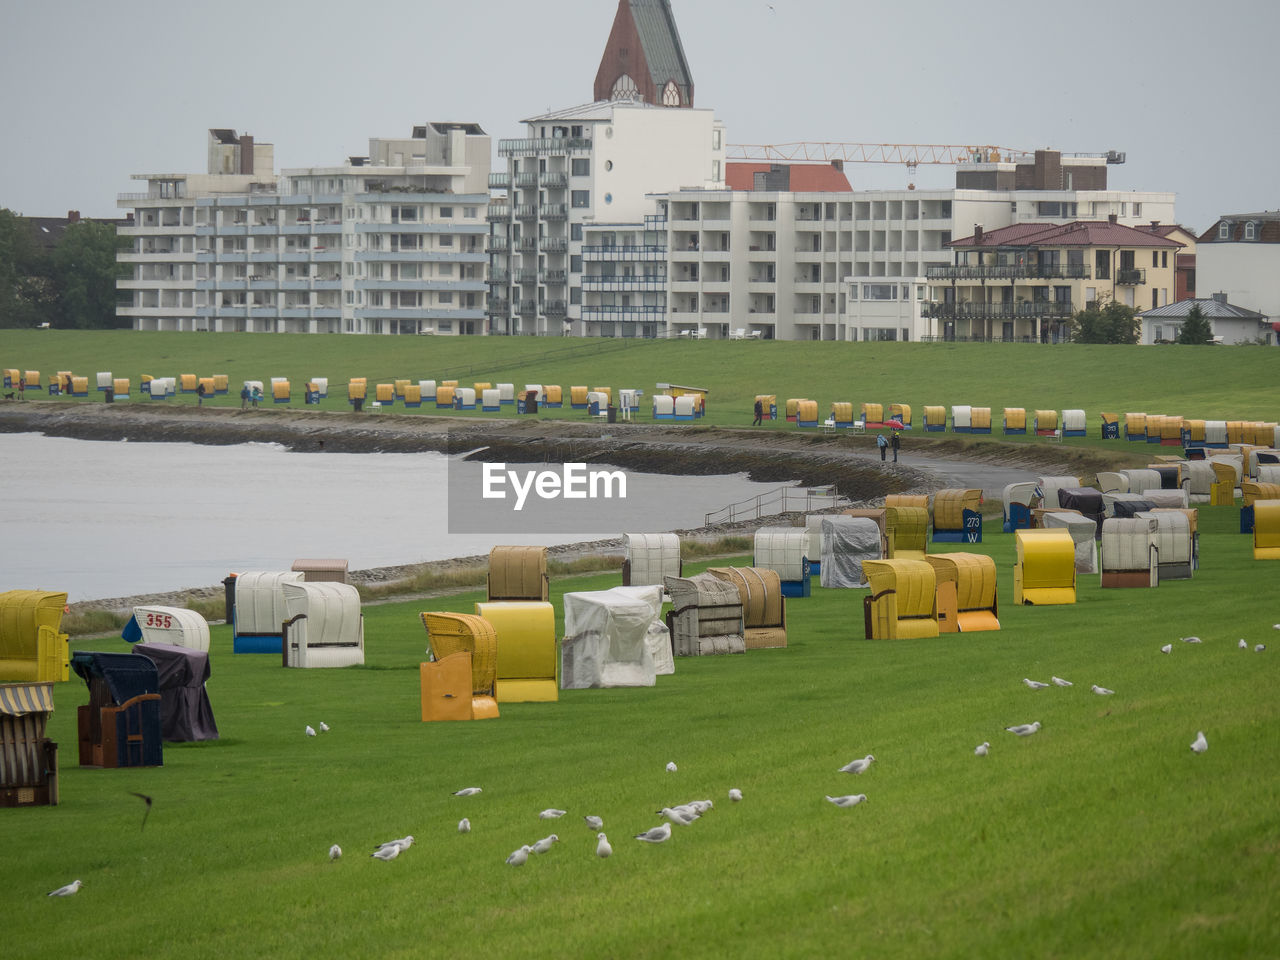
xmin=1116 ymin=267 xmax=1146 ymax=285
xmin=487 ymin=299 xmax=510 ymax=315
xmin=514 ymin=173 xmax=539 ymax=188
xmin=518 ymin=299 xmax=538 ymax=313
xmin=488 ymin=173 xmax=510 ymax=189
xmin=581 ymin=243 xmax=667 ymax=261
xmin=498 ymin=137 xmax=592 ymax=157
xmin=540 ymin=270 xmax=567 ymax=284
xmin=541 ymin=238 xmax=568 ymax=252
xmin=514 ymin=269 xmax=539 ymax=283
xmin=581 ymin=305 xmax=667 ymax=320
xmin=542 ymin=204 xmax=568 ymax=220
xmin=581 ymin=276 xmax=667 ymax=291
xmin=486 ymin=236 xmax=509 ymax=252
xmin=541 ymin=173 xmax=567 ymax=189
xmin=514 ymin=205 xmax=539 ymax=220
xmin=926 ymin=263 xmax=1093 ymax=280
xmin=488 ymin=270 xmax=510 ymax=284
xmin=486 ymin=205 xmax=510 ymax=221
xmin=544 ymin=300 xmax=568 ymax=318
xmin=922 ymin=301 xmax=1074 ymax=320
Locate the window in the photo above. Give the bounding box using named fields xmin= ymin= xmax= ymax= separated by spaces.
xmin=570 ymin=288 xmax=582 ymax=304
xmin=1245 ymin=221 xmax=1257 ymax=240
xmin=439 ymin=206 xmax=453 ymax=218
xmin=438 ymin=320 xmax=452 ymax=332
xmin=570 ymin=255 xmax=582 ymax=273
xmin=1218 ymin=221 xmax=1230 ymax=240
xmin=571 ymin=223 xmax=583 ymax=241
xmin=439 ymin=235 xmax=453 ymax=248
xmin=399 ymin=264 xmax=419 ymax=280
xmin=438 ymin=292 xmax=453 ymax=304
xmin=463 ymin=206 xmax=477 ymax=219
xmin=571 ymin=190 xmax=590 ymax=208
xmin=1161 ymin=251 xmax=1168 ymax=268
xmin=571 ymin=158 xmax=590 ymax=176
xmin=1133 ymin=203 xmax=1141 ymax=217
xmin=437 ymin=263 xmax=452 ymax=276
xmin=1153 ymin=251 xmax=1159 ymax=268
xmin=712 ymin=160 xmax=721 ymax=182
xmin=862 ymin=284 xmax=895 ymax=300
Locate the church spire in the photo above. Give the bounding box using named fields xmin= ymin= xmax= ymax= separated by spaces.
xmin=593 ymin=0 xmax=694 ymax=107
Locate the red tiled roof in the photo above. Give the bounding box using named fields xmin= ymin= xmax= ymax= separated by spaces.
xmin=951 ymin=220 xmax=1183 ymax=249
xmin=724 ymin=162 xmax=852 ymax=192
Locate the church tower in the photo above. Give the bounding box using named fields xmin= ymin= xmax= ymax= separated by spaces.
xmin=593 ymin=0 xmax=694 ymax=107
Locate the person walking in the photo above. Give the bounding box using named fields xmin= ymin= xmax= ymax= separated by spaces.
xmin=240 ymin=384 xmax=250 ymax=410
xmin=753 ymin=398 xmax=763 ymax=426
xmin=197 ymin=381 xmax=206 ymax=407
xmin=877 ymin=433 xmax=888 ymax=461
xmin=891 ymin=430 xmax=900 ymax=463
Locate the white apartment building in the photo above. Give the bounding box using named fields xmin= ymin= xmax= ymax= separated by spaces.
xmin=1195 ymin=211 xmax=1280 ymax=321
xmin=118 ymin=124 xmax=490 ymax=334
xmin=486 ymin=99 xmax=723 ymax=336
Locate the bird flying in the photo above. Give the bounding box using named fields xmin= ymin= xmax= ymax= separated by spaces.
xmin=130 ymin=792 xmax=153 ymax=831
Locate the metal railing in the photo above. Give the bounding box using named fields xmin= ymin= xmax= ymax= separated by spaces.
xmin=498 ymin=137 xmax=593 ymax=157
xmin=922 ymin=301 xmax=1074 ymax=320
xmin=926 ymin=263 xmax=1092 ymax=280
xmin=1116 ymin=267 xmax=1146 ymax=285
xmin=704 ymin=485 xmax=845 ymax=526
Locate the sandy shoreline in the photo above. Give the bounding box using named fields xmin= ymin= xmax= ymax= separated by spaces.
xmin=1 ymin=400 xmax=1130 ymax=614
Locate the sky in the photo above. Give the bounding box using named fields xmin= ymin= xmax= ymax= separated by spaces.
xmin=2 ymin=0 xmax=1276 ymax=233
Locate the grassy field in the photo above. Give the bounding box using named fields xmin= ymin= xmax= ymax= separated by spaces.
xmin=10 ymin=505 xmax=1279 ymax=960
xmin=3 ymin=330 xmax=1278 ymax=432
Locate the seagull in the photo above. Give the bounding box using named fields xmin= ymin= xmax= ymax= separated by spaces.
xmin=728 ymin=788 xmax=743 ymax=802
xmin=130 ymin=792 xmax=153 ymax=831
xmin=371 ymin=844 xmax=401 ymax=861
xmin=531 ymin=834 xmax=559 ymax=854
xmin=1238 ymin=639 xmax=1248 ymax=649
xmin=583 ymin=815 xmax=603 ymax=830
xmin=1160 ymin=644 xmax=1173 ymax=654
xmin=658 ymin=806 xmax=697 ymax=826
xmin=1024 ymin=678 xmax=1050 ymax=689
xmin=538 ymin=809 xmax=567 ymax=820
xmin=689 ymin=800 xmax=714 ymax=814
xmin=319 ymin=722 xmax=330 ymax=732
xmin=458 ymin=818 xmax=471 ymax=834
xmin=506 ymin=845 xmax=531 ymax=866
xmin=329 ymin=844 xmax=342 ymax=861
xmin=665 ymin=762 xmax=678 ymax=773
xmin=453 ymin=787 xmax=482 ymax=797
xmin=1051 ymin=677 xmax=1073 ymax=687
xmin=1256 ymin=644 xmax=1267 ymax=653
xmin=1191 ymin=731 xmax=1208 ymax=754
xmin=47 ymin=880 xmax=82 ymax=897
xmin=1181 ymin=636 xmax=1202 ymax=644
xmin=1006 ymin=722 xmax=1041 ymax=737
xmin=1273 ymin=624 xmax=1280 ymax=630
xmin=635 ymin=823 xmax=672 ymax=843
xmin=838 ymin=755 xmax=875 ymax=774
xmin=596 ymin=832 xmax=612 ymax=858
xmin=1091 ymin=685 xmax=1115 ymax=695
xmin=375 ymin=835 xmax=413 ymax=853
xmin=825 ymin=794 xmax=867 ymax=808
xmin=305 ymin=725 xmax=317 ymax=737
xmin=974 ymin=742 xmax=989 ymax=756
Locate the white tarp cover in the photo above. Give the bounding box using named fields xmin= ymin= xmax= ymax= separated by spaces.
xmin=130 ymin=606 xmax=211 ymax=652
xmin=281 ymin=581 xmax=365 ymax=668
xmin=952 ymin=405 xmax=972 ymax=429
xmin=1137 ymin=511 xmax=1192 ymax=566
xmin=1041 ymin=512 xmax=1099 ymax=574
xmin=1037 ymin=476 xmax=1082 ymax=510
xmin=561 ymin=586 xmax=667 ymax=688
xmin=1258 ymin=464 xmax=1280 ymax=484
xmin=1062 ymin=409 xmax=1086 ymax=432
xmin=234 ymin=571 xmax=304 ymax=635
xmin=1121 ymin=469 xmax=1162 ymax=494
xmin=754 ymin=527 xmax=808 ymax=582
xmin=820 ymin=517 xmax=882 ymax=587
xmin=624 ymin=533 xmax=681 ymax=587
xmin=805 ymin=515 xmax=825 ymax=566
xmin=1102 ymin=517 xmax=1158 ymax=573
xmin=1141 ymin=488 xmax=1190 ymax=509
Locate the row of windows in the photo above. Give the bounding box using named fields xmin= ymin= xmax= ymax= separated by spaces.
xmin=1218 ymin=221 xmax=1263 ymax=240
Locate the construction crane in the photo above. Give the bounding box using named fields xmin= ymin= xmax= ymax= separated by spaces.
xmin=726 ymin=142 xmax=1126 ymax=173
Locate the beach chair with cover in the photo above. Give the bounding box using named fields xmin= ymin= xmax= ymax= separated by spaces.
xmin=705 ymin=567 xmax=787 ymax=649
xmin=931 ymin=489 xmax=983 ymax=543
xmin=487 ymin=546 xmax=549 ymax=602
xmin=1056 ymin=488 xmax=1105 ymax=538
xmin=753 ymin=527 xmax=811 ymax=597
xmin=819 ymin=517 xmax=882 ymax=589
xmin=0 ymin=682 xmax=58 ymax=806
xmin=885 ymin=506 xmax=928 ymax=559
xmin=1013 ymin=530 xmax=1076 ymax=605
xmin=475 ymin=601 xmax=558 ymax=702
xmin=926 ymin=553 xmax=1000 ymax=633
xmin=1035 ymin=476 xmax=1081 ymax=514
xmin=1002 ymin=482 xmax=1037 ymax=532
xmin=1041 ymin=512 xmax=1099 ymax=574
xmin=862 ymin=559 xmax=939 ymax=639
xmin=1136 ymin=511 xmax=1193 ymax=581
xmin=232 ymin=571 xmax=305 ymax=653
xmin=132 ymin=643 xmax=219 ymax=741
xmin=0 ymin=591 xmax=70 ymax=683
xmin=1253 ymin=500 xmax=1280 ymax=559
xmin=622 ymin=534 xmax=681 ymax=587
xmin=122 ymin=606 xmax=210 ymax=653
xmin=419 ymin=612 xmax=499 ymax=720
xmin=280 ymin=582 xmax=365 ymax=668
xmin=1100 ymin=518 xmax=1159 ymax=588
xmin=840 ymin=509 xmax=889 ymax=556
xmin=663 ymin=574 xmax=745 ymax=656
xmin=71 ymin=651 xmax=162 ymax=768
xmin=560 ymin=586 xmax=668 ymax=688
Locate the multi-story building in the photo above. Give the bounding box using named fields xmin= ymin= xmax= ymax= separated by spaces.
xmin=1195 ymin=211 xmax=1280 ymax=320
xmin=118 ymin=124 xmax=490 ymax=334
xmin=924 ymin=217 xmax=1181 ymax=342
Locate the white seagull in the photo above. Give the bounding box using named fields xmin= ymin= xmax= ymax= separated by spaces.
xmin=1091 ymin=684 xmax=1115 ymax=695
xmin=665 ymin=761 xmax=678 ymax=773
xmin=1238 ymin=638 xmax=1248 ymax=649
xmin=583 ymin=815 xmax=604 ymax=830
xmin=728 ymin=788 xmax=743 ymax=802
xmin=458 ymin=818 xmax=471 ymax=834
xmin=688 ymin=800 xmax=714 ymax=814
xmin=838 ymin=754 xmax=875 ymax=775
xmin=596 ymin=832 xmax=613 ymax=858
xmin=658 ymin=806 xmax=697 ymax=826
xmin=328 ymin=844 xmax=342 ymax=861
xmin=453 ymin=787 xmax=482 ymax=797
xmin=506 ymin=845 xmax=531 ymax=866
xmin=825 ymin=794 xmax=867 ymax=808
xmin=635 ymin=823 xmax=672 ymax=843
xmin=1051 ymin=677 xmax=1073 ymax=687
xmin=1181 ymin=636 xmax=1202 ymax=644
xmin=47 ymin=880 xmax=82 ymax=897
xmin=1190 ymin=731 xmax=1208 ymax=754
xmin=1256 ymin=645 xmax=1267 ymax=653
xmin=375 ymin=835 xmax=413 ymax=853
xmin=305 ymin=725 xmax=317 ymax=737
xmin=538 ymin=809 xmax=567 ymax=820
xmin=1023 ymin=678 xmax=1050 ymax=689
xmin=1160 ymin=644 xmax=1173 ymax=654
xmin=974 ymin=742 xmax=989 ymax=756
xmin=319 ymin=722 xmax=330 ymax=732
xmin=531 ymin=834 xmax=559 ymax=854
xmin=1006 ymin=722 xmax=1042 ymax=737
xmin=371 ymin=844 xmax=401 ymax=861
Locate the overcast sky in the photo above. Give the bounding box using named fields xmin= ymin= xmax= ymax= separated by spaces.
xmin=2 ymin=0 xmax=1275 ymax=232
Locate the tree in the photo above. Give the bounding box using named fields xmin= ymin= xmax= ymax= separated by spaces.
xmin=1175 ymin=303 xmax=1214 ymax=345
xmin=52 ymin=220 xmax=128 ymax=329
xmin=1069 ymin=296 xmax=1140 ymax=344
xmin=0 ymin=207 xmax=53 ymax=328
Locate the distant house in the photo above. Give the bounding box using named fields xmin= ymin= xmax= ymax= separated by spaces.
xmin=1138 ymin=294 xmax=1273 ymax=345
xmin=1196 ymin=211 xmax=1280 ymax=319
xmin=1135 ymin=222 xmax=1197 ymax=301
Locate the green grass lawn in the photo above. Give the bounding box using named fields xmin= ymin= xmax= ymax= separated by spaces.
xmin=3 ymin=330 xmax=1277 ymax=433
xmin=11 ymin=506 xmax=1278 ymax=960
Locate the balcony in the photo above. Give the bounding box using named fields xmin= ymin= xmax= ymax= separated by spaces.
xmin=514 ymin=269 xmax=540 ymax=283
xmin=487 ymin=299 xmax=511 ymax=315
xmin=1116 ymin=267 xmax=1146 ymax=285
xmin=514 ymin=205 xmax=539 ymax=220
xmin=582 ymin=244 xmax=667 ymax=262
xmin=542 ymin=204 xmax=568 ymax=221
xmin=580 ymin=276 xmax=667 ymax=291
xmin=498 ymin=137 xmax=592 ymax=157
xmin=517 ymin=238 xmax=538 ymax=253
xmin=488 ymin=172 xmax=510 ymax=189
xmin=488 ymin=270 xmax=510 ymax=284
xmin=487 ymin=205 xmax=510 ymax=221
xmin=541 ymin=173 xmax=567 ymax=189
xmin=921 ymin=301 xmax=1074 ymax=321
xmin=540 ymin=269 xmax=567 ymax=284
xmin=581 ymin=305 xmax=667 ymax=321
xmin=926 ymin=263 xmax=1093 ymax=281
xmin=486 ymin=235 xmax=509 ymax=252
xmin=514 ymin=173 xmax=539 ymax=188
xmin=518 ymin=299 xmax=539 ymax=314
xmin=541 ymin=237 xmax=568 ymax=252
xmin=544 ymin=300 xmax=568 ymax=318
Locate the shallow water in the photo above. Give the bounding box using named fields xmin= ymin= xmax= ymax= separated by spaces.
xmin=1 ymin=433 xmax=796 ymax=602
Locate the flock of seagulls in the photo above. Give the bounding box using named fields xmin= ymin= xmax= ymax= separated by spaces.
xmin=304 ymin=722 xmax=330 ymax=737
